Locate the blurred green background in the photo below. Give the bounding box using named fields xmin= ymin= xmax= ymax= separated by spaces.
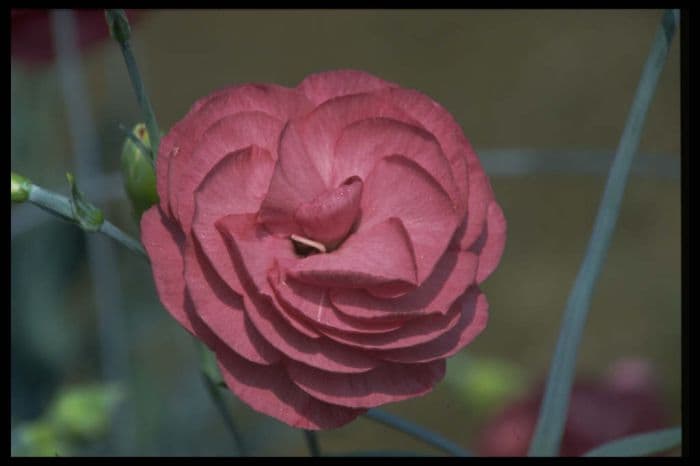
xmin=11 ymin=9 xmax=680 ymax=456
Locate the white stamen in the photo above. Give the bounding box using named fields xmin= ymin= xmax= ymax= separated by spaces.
xmin=290 ymin=234 xmax=327 ymax=253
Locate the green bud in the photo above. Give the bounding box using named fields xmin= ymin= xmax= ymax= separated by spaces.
xmin=66 ymin=173 xmax=104 ymax=232
xmin=121 ymin=123 xmax=159 ymax=220
xmin=104 ymin=9 xmax=131 ymax=44
xmin=11 ymin=172 xmax=32 ymax=203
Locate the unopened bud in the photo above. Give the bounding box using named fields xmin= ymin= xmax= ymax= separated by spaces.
xmin=120 ymin=123 xmax=159 ymax=220
xmin=11 ymin=172 xmax=32 ymax=203
xmin=105 ymin=9 xmax=131 ymax=44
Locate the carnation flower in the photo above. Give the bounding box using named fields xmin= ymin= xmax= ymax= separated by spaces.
xmin=141 ymin=70 xmax=506 ymax=429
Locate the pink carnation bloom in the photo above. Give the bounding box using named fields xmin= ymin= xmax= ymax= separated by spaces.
xmin=141 ymin=70 xmax=506 ymax=429
xmin=476 ymin=359 xmax=671 ymax=456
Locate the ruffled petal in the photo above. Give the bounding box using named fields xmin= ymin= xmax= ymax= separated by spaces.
xmin=297 ymin=69 xmax=399 ymax=106
xmin=286 ymin=358 xmax=445 ymax=409
xmin=378 ymin=289 xmax=488 ymax=364
xmin=331 ymin=249 xmax=478 ymax=322
xmin=295 ymin=92 xmax=421 ymax=184
xmin=470 ymin=201 xmax=507 ymax=284
xmin=269 ymin=270 xmax=403 ymax=335
xmin=294 ymin=176 xmax=363 ymax=248
xmin=360 ymin=155 xmax=459 ymax=284
xmin=257 ymin=121 xmax=328 ymax=236
xmin=183 ymin=237 xmax=281 ymax=365
xmin=175 ymin=111 xmax=285 ymax=233
xmin=192 ymin=146 xmax=275 ymax=296
xmin=242 ymin=293 xmax=381 ymax=374
xmin=287 ymin=217 xmax=418 ymax=293
xmin=452 ymin=150 xmax=496 ymax=252
xmin=320 ymin=297 xmax=463 ymax=351
xmin=215 ymin=213 xmax=321 ymax=339
xmin=140 ymin=207 xmax=197 ymax=334
xmin=159 ymin=84 xmax=311 ymax=220
xmin=332 ymin=117 xmax=459 ymax=209
xmin=378 ymin=87 xmax=474 ymax=218
xmin=216 ymin=343 xmax=364 ymax=430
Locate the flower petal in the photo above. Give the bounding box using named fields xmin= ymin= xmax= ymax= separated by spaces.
xmin=294 ymin=176 xmax=363 ymax=248
xmin=452 ymin=151 xmax=496 ymax=252
xmin=360 ymin=155 xmax=459 ymax=284
xmin=257 ymin=121 xmax=328 ymax=236
xmin=379 ymin=87 xmax=474 ymax=218
xmin=320 ymin=296 xmax=463 ymax=351
xmin=297 ymin=69 xmax=399 ymax=106
xmin=287 ymin=217 xmax=418 ymax=293
xmin=269 ymin=270 xmax=403 ymax=335
xmin=295 ymin=92 xmax=422 ymax=184
xmin=140 ymin=207 xmax=197 ymax=334
xmin=470 ymin=201 xmax=507 ymax=284
xmin=215 ymin=213 xmax=321 ymax=339
xmin=158 ymin=83 xmax=310 ymax=220
xmin=216 ymin=343 xmax=364 ymax=430
xmin=175 ymin=111 xmax=285 ymax=234
xmin=330 ymin=249 xmax=478 ymax=322
xmin=286 ymin=358 xmax=445 ymax=409
xmin=379 ymin=288 xmax=488 ymax=364
xmin=332 ymin=117 xmax=460 ymax=210
xmin=192 ymin=146 xmax=275 ymax=296
xmin=184 ymin=236 xmax=281 ymax=365
xmin=242 ymin=293 xmax=381 ymax=374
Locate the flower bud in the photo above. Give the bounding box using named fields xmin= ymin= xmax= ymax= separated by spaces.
xmin=104 ymin=9 xmax=131 ymax=44
xmin=66 ymin=173 xmax=104 ymax=232
xmin=120 ymin=123 xmax=159 ymax=220
xmin=11 ymin=171 xmax=32 ymax=203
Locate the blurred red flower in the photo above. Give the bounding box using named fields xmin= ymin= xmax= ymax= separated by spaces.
xmin=475 ymin=358 xmax=671 ymax=456
xmin=10 ymin=9 xmax=141 ymax=67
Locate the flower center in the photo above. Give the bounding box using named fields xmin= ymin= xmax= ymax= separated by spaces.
xmin=291 ymin=176 xmax=363 ymax=255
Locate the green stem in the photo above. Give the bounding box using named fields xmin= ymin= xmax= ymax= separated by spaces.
xmin=303 ymin=430 xmax=321 ymax=457
xmin=105 ymin=9 xmax=160 ymax=164
xmin=25 ymin=184 xmax=147 ymax=259
xmin=364 ymin=409 xmax=471 ymax=457
xmin=527 ymin=9 xmax=679 ymax=456
xmin=196 ymin=341 xmax=247 ymax=456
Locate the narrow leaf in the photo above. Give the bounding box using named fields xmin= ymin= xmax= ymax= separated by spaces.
xmin=583 ymin=427 xmax=681 ymax=457
xmin=528 ymin=9 xmax=679 ymax=456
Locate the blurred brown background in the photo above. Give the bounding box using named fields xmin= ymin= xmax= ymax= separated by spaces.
xmin=11 ymin=9 xmax=680 ymax=456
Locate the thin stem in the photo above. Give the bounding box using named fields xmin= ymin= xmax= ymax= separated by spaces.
xmin=303 ymin=430 xmax=321 ymax=457
xmin=26 ymin=184 xmax=147 ymax=259
xmin=52 ymin=11 xmax=133 ymax=409
xmin=527 ymin=9 xmax=679 ymax=456
xmin=196 ymin=342 xmax=247 ymax=456
xmin=364 ymin=409 xmax=471 ymax=457
xmin=105 ymin=9 xmax=160 ymax=163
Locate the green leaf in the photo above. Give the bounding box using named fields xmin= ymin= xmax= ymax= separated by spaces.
xmin=66 ymin=173 xmax=104 ymax=232
xmin=583 ymin=427 xmax=681 ymax=457
xmin=527 ymin=9 xmax=679 ymax=456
